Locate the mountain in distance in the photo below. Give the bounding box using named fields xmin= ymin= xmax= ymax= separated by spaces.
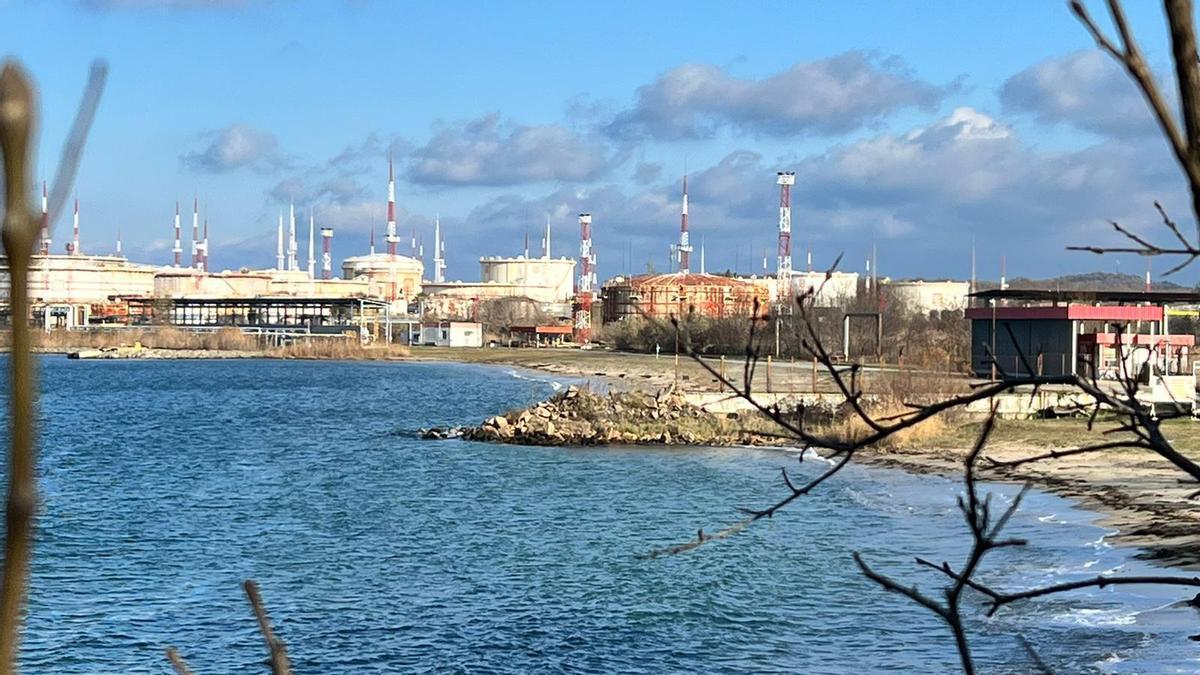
xmin=974 ymin=271 xmax=1188 ymax=292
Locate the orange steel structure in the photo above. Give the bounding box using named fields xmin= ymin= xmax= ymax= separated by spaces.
xmin=602 ymin=272 xmax=770 ymax=323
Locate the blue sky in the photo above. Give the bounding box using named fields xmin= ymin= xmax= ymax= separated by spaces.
xmin=2 ymin=0 xmax=1196 ymax=284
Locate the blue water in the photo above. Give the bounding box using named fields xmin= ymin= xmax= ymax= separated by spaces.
xmin=0 ymin=356 xmax=1194 ymax=673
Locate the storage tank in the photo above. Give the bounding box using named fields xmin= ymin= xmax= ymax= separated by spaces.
xmin=341 ymin=253 xmax=424 ymax=301
xmin=479 ymin=256 xmax=576 ymax=303
xmin=602 ymin=272 xmax=770 ymax=322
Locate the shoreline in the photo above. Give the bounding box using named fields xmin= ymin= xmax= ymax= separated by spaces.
xmin=13 ymin=342 xmax=1197 ymax=568
xmin=421 ymin=347 xmax=1200 ymax=570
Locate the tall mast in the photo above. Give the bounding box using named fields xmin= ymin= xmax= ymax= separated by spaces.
xmin=575 ymin=213 xmax=596 ymax=343
xmin=673 ymin=174 xmax=692 ymax=273
xmin=71 ymin=196 xmax=80 ymax=255
xmin=386 ymin=155 xmax=398 ymax=256
xmin=39 ymin=181 xmax=50 ymax=255
xmin=776 ymin=171 xmax=795 ymax=303
xmin=191 ymin=195 xmax=199 ymax=269
xmin=276 ymin=211 xmax=284 ymax=271
xmin=288 ymin=200 xmax=297 ymax=271
xmin=433 ymin=216 xmax=446 ymax=283
xmin=172 ymin=201 xmax=182 ymax=267
xmin=307 ymin=208 xmax=316 ymax=279
xmin=200 ymin=214 xmax=209 ymax=272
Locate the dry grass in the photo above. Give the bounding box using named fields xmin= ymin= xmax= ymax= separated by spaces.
xmin=2 ymin=327 xmax=410 ymax=361
xmin=32 ymin=327 xmax=261 ymax=351
xmin=819 ymin=404 xmax=951 ymax=449
xmin=271 ymin=339 xmax=409 ymax=360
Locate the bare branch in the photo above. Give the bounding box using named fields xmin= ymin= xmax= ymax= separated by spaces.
xmin=165 ymin=647 xmax=195 ymax=675
xmin=982 ymin=574 xmax=1200 ymax=617
xmin=244 ymin=580 xmax=292 ymax=675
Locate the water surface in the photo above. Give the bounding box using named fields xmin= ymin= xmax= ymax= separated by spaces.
xmin=2 ymin=357 xmax=1196 ymax=672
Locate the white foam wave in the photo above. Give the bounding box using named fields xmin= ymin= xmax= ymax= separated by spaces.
xmin=505 ymin=368 xmax=564 ymax=391
xmin=1056 ymin=607 xmax=1137 ymax=627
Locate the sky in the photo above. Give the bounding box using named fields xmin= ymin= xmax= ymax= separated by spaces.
xmin=1 ymin=0 xmax=1198 ymax=284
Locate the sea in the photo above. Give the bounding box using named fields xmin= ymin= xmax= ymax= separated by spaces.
xmin=0 ymin=356 xmax=1195 ymax=673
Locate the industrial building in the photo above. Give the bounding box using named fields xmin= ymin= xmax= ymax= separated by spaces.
xmin=340 ymin=253 xmax=423 ymax=302
xmin=0 ymin=254 xmax=161 ymax=328
xmin=883 ymin=279 xmax=970 ymax=314
xmin=479 ymin=255 xmax=576 ymax=303
xmin=966 ymin=288 xmax=1198 ymax=379
xmin=416 ymin=320 xmax=484 ymax=347
xmin=788 ymin=271 xmax=860 ymax=308
xmin=601 ymin=272 xmax=770 ymax=322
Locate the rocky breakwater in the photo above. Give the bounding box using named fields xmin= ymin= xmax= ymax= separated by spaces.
xmin=67 ymin=346 xmax=264 ymax=359
xmin=426 ymin=385 xmax=786 ymax=447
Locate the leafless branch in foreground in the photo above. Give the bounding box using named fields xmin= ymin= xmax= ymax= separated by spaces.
xmin=163 ymin=580 xmax=293 ymax=674
xmin=0 ymin=58 xmax=106 ymax=672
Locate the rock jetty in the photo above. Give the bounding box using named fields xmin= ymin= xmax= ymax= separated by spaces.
xmin=424 ymin=385 xmax=787 ymax=447
xmin=67 ymin=346 xmax=262 ymax=359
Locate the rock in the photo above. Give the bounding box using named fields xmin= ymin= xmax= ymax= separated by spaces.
xmin=486 ymin=415 xmax=509 ymax=430
xmin=419 ymin=426 xmax=462 ymax=440
xmin=545 ymin=420 xmax=556 ymax=436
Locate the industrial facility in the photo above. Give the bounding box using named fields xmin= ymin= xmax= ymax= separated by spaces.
xmin=966 ymin=288 xmax=1198 ymax=380
xmin=601 ymin=272 xmax=770 ymax=322
xmin=0 ymin=160 xmax=992 ymax=351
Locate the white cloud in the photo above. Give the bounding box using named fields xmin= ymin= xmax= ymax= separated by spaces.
xmin=407 ymin=113 xmax=621 ymax=186
xmin=1000 ymin=50 xmax=1161 ymax=138
xmin=181 ymin=123 xmax=288 ymax=174
xmin=606 ymin=52 xmax=954 ymax=140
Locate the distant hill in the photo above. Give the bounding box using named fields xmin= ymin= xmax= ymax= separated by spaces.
xmin=974 ymin=272 xmax=1188 ymax=292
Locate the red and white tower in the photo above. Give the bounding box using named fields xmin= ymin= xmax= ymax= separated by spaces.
xmin=321 ymin=228 xmax=333 ymax=280
xmin=432 ymin=217 xmax=446 ymax=283
xmin=172 ymin=202 xmax=182 ymax=267
xmin=776 ymin=171 xmax=795 ymax=300
xmin=288 ymin=201 xmax=298 ymax=271
xmin=191 ymin=196 xmax=201 ymax=269
xmin=201 ymin=215 xmax=209 ymax=272
xmin=575 ymin=213 xmax=596 ymax=343
xmin=39 ymin=181 xmax=50 ymax=255
xmin=386 ymin=156 xmax=398 ymax=256
xmin=673 ymin=174 xmax=692 ymax=273
xmin=307 ymin=209 xmax=316 ymax=279
xmin=70 ymin=197 xmax=80 ymax=255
